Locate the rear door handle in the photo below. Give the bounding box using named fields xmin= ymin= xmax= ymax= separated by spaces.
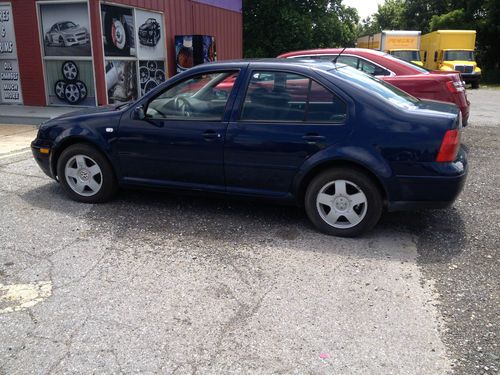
xmin=203 ymin=129 xmax=221 ymax=141
xmin=302 ymin=134 xmax=325 ymax=144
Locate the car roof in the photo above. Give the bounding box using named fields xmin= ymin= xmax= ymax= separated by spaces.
xmin=279 ymin=48 xmax=390 ymax=58
xmin=278 ymin=48 xmax=426 ymax=76
xmin=195 ymin=58 xmax=338 ymax=71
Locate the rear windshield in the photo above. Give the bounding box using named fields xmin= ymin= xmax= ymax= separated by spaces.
xmin=327 ymin=65 xmax=419 ymax=109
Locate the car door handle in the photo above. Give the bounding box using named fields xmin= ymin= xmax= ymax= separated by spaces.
xmin=302 ymin=134 xmax=325 ymax=143
xmin=203 ymin=129 xmax=221 ymax=141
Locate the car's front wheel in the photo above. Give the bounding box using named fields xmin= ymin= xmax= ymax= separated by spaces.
xmin=57 ymin=144 xmax=117 ymax=203
xmin=305 ymin=168 xmax=383 ymax=237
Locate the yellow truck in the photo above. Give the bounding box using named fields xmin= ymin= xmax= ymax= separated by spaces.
xmin=357 ymin=30 xmax=423 ymax=65
xmin=421 ymin=30 xmax=481 ymax=88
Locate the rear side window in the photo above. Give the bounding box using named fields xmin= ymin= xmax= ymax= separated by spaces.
xmin=337 ymin=56 xmax=359 ymax=69
xmin=240 ymin=71 xmax=346 ymax=123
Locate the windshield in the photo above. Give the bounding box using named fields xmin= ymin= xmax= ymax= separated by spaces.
xmin=391 ymin=50 xmax=421 ymax=63
xmin=327 ymin=65 xmax=419 ymax=109
xmin=383 ymin=53 xmax=429 ymax=73
xmin=444 ymin=50 xmax=474 ymax=61
xmin=60 ymin=22 xmax=77 ymax=30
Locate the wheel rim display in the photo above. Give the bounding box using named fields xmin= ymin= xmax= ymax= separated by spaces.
xmin=112 ymin=20 xmax=126 ymax=50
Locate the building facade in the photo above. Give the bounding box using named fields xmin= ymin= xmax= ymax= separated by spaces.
xmin=0 ymin=0 xmax=242 ymax=107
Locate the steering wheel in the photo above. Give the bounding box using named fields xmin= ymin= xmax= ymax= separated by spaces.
xmin=173 ymin=97 xmax=192 ymax=117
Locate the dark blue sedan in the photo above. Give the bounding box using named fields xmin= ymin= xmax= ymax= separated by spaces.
xmin=32 ymin=60 xmax=467 ymax=237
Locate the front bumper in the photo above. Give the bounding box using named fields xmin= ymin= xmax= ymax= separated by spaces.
xmin=461 ymin=72 xmax=481 ymax=83
xmin=65 ymin=36 xmax=89 ymax=46
xmin=387 ymin=148 xmax=468 ymax=212
xmin=31 ymin=139 xmax=55 ymax=179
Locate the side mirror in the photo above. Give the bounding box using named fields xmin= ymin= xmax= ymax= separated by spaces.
xmin=134 ymin=105 xmax=146 ymax=120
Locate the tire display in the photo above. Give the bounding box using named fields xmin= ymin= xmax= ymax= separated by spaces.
xmin=52 ymin=61 xmax=87 ymax=105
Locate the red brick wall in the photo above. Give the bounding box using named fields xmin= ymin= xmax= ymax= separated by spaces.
xmin=11 ymin=0 xmax=46 ymax=106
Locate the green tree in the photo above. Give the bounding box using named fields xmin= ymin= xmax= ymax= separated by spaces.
xmin=374 ymin=0 xmax=406 ymax=30
xmin=243 ymin=0 xmax=359 ymax=57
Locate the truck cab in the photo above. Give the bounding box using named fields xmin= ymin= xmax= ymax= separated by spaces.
xmin=421 ymin=30 xmax=481 ymax=88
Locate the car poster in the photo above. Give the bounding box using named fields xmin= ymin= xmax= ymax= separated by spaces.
xmin=101 ymin=4 xmax=136 ymax=57
xmin=105 ymin=60 xmax=137 ymax=104
xmin=39 ymin=2 xmax=91 ymax=57
xmin=45 ymin=60 xmax=95 ymax=106
xmin=135 ymin=9 xmax=164 ymax=61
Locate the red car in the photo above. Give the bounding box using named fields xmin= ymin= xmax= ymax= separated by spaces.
xmin=278 ymin=48 xmax=470 ymax=125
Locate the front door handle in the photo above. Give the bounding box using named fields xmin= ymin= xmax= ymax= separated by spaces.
xmin=203 ymin=129 xmax=221 ymax=141
xmin=302 ymin=134 xmax=325 ymax=144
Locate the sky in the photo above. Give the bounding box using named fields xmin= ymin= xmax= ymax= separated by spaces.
xmin=342 ymin=0 xmax=385 ymax=20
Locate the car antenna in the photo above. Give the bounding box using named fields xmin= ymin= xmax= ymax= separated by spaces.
xmin=332 ymin=47 xmax=347 ymax=64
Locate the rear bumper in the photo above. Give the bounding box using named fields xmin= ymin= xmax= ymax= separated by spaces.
xmin=387 ymin=148 xmax=468 ymax=212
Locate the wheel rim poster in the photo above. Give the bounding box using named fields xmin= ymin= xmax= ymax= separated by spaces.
xmin=101 ymin=5 xmax=166 ymax=104
xmin=39 ymin=1 xmax=95 ymax=106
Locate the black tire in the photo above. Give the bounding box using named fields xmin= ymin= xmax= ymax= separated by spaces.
xmin=75 ymin=81 xmax=88 ymax=101
xmin=61 ymin=61 xmax=79 ymax=81
xmin=64 ymin=83 xmax=82 ymax=104
xmin=471 ymin=81 xmax=480 ymax=89
xmin=54 ymin=80 xmax=67 ymax=101
xmin=305 ymin=168 xmax=383 ymax=237
xmin=57 ymin=144 xmax=117 ymax=203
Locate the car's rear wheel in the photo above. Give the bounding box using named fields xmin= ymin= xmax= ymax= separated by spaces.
xmin=305 ymin=168 xmax=383 ymax=237
xmin=57 ymin=144 xmax=117 ymax=203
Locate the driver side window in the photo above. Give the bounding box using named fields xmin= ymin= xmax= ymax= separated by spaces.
xmin=146 ymin=71 xmax=238 ymax=121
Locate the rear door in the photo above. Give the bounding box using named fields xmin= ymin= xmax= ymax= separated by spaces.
xmin=224 ymin=67 xmax=351 ymax=197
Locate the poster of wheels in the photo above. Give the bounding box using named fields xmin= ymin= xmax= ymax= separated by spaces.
xmin=101 ymin=4 xmax=136 ymax=57
xmin=46 ymin=60 xmax=95 ymax=106
xmin=105 ymin=60 xmax=137 ymax=104
xmin=135 ymin=9 xmax=164 ymax=61
xmin=39 ymin=2 xmax=91 ymax=57
xmin=139 ymin=60 xmax=165 ymax=96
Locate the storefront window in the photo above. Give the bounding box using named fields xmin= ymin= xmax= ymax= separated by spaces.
xmin=38 ymin=1 xmax=96 ymax=106
xmin=101 ymin=4 xmax=166 ymax=104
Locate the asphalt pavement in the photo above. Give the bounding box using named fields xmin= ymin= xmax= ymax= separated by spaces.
xmin=0 ymin=89 xmax=498 ymax=374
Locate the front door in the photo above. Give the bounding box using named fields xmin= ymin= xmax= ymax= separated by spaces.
xmin=117 ymin=70 xmax=239 ymax=191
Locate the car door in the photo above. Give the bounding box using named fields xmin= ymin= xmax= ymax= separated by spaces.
xmin=117 ymin=70 xmax=240 ymax=191
xmin=224 ymin=67 xmax=351 ymax=197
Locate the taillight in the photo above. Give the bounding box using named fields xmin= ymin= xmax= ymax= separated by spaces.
xmin=446 ymin=81 xmax=465 ymax=93
xmin=436 ymin=129 xmax=461 ymax=162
